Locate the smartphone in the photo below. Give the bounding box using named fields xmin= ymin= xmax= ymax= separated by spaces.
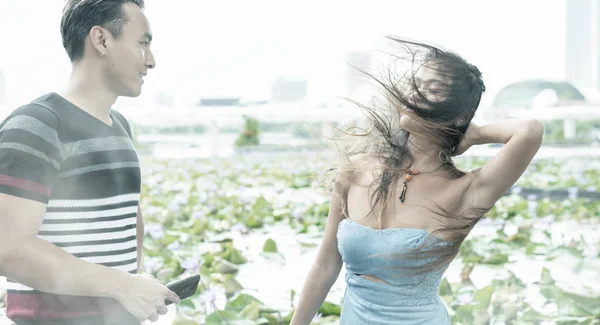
xmin=165 ymin=274 xmax=200 ymax=306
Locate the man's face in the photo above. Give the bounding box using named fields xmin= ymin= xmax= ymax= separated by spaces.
xmin=104 ymin=3 xmax=155 ymax=97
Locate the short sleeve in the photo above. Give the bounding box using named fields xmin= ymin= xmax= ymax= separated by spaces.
xmin=0 ymin=104 xmax=63 ymax=204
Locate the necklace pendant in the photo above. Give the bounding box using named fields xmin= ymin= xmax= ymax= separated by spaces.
xmin=399 ymin=181 xmax=408 ymax=202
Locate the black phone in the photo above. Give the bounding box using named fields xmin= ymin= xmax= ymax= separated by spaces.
xmin=165 ymin=274 xmax=200 ymax=306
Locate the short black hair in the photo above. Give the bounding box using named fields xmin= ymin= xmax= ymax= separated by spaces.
xmin=60 ymin=0 xmax=145 ymax=62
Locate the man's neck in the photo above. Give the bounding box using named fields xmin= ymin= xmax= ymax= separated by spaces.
xmin=58 ymin=65 xmax=118 ymax=125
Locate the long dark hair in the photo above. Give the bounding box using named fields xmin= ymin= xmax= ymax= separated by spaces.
xmin=327 ymin=36 xmax=491 ymax=275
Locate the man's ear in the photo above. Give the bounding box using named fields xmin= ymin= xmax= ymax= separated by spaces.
xmin=89 ymin=26 xmax=109 ymax=56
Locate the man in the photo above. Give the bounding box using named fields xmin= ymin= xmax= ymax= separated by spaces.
xmin=0 ymin=1 xmax=179 ymax=324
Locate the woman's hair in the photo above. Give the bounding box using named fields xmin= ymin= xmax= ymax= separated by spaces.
xmin=326 ymin=36 xmax=491 ymax=275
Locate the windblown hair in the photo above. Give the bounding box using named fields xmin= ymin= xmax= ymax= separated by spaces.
xmin=326 ymin=36 xmax=492 ymax=275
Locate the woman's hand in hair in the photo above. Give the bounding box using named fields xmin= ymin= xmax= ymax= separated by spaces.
xmin=452 ymin=122 xmax=479 ymax=156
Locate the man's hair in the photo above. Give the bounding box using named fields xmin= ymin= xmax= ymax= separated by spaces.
xmin=60 ymin=0 xmax=145 ymax=62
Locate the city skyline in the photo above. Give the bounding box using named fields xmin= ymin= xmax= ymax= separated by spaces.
xmin=0 ymin=0 xmax=579 ymax=109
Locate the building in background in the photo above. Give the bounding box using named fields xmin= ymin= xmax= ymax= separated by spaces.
xmin=565 ymin=0 xmax=599 ymax=92
xmin=271 ymin=77 xmax=307 ymax=101
xmin=344 ymin=51 xmax=372 ymax=98
xmin=198 ymin=97 xmax=241 ymax=106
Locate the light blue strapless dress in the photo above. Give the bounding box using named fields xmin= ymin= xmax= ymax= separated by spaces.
xmin=337 ymin=219 xmax=452 ymax=325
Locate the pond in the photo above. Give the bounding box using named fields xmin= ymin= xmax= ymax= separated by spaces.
xmin=2 ymin=153 xmax=600 ymax=325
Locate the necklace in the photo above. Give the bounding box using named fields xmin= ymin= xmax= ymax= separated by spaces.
xmin=399 ymin=164 xmax=445 ymax=202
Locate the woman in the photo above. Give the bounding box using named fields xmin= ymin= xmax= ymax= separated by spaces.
xmin=290 ymin=37 xmax=544 ymax=324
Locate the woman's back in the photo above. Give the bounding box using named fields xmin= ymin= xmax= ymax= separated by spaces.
xmin=346 ymin=155 xmax=475 ymax=234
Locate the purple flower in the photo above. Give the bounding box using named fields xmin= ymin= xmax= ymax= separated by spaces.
xmin=527 ymin=194 xmax=538 ymax=214
xmin=198 ymin=285 xmax=226 ymax=312
xmin=292 ymin=207 xmax=304 ymax=220
xmin=208 ymin=204 xmax=218 ymax=213
xmin=168 ymin=201 xmax=181 ymax=212
xmin=478 ymin=218 xmax=494 ymax=226
xmin=567 ymin=187 xmax=579 ymax=200
xmin=503 ymin=223 xmax=519 ymax=237
xmin=456 ymin=292 xmax=473 ymax=305
xmin=198 ymin=192 xmax=208 ymax=203
xmin=145 ymin=206 xmax=162 ymax=217
xmin=494 ymin=219 xmax=506 ymax=226
xmin=539 ymin=214 xmax=555 ymax=225
xmin=144 ymin=257 xmax=163 ymax=273
xmin=239 ymin=193 xmax=253 ymax=204
xmin=181 ymin=258 xmax=201 ymax=272
xmin=191 ymin=210 xmax=205 ymax=219
xmin=198 ymin=286 xmax=219 ymax=303
xmin=207 ymin=182 xmax=219 ymax=192
xmin=231 ymin=223 xmax=247 ymax=233
xmin=167 ymin=241 xmax=181 ymax=251
xmin=145 ymin=224 xmax=164 ymax=239
xmin=574 ymin=172 xmax=587 ymax=185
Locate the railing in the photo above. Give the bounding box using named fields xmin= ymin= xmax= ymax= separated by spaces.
xmin=488 ymin=104 xmax=600 ymax=139
xmin=3 ymin=102 xmax=600 ymax=157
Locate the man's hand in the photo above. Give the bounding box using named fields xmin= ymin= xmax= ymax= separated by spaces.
xmin=115 ymin=273 xmax=180 ymax=323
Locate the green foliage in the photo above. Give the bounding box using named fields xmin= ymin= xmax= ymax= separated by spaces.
xmin=133 ymin=154 xmax=600 ymax=324
xmin=236 ymin=116 xmax=260 ymax=147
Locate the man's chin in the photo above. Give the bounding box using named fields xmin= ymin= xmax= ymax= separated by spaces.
xmin=120 ymin=88 xmax=143 ymax=98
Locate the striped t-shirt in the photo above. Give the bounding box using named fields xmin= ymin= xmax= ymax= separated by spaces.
xmin=0 ymin=93 xmax=141 ymax=324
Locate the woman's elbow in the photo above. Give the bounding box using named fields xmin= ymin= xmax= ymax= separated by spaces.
xmin=524 ymin=119 xmax=544 ymax=142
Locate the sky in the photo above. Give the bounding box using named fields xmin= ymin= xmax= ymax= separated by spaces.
xmin=0 ymin=0 xmax=567 ymax=108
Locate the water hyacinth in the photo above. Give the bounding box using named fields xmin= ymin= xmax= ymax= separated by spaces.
xmin=168 ymin=200 xmax=183 ymax=212
xmin=167 ymin=241 xmax=181 ymax=251
xmin=168 ymin=195 xmax=189 ymax=212
xmin=144 ymin=257 xmax=164 ymax=273
xmin=567 ymin=187 xmax=579 ymax=200
xmin=231 ymin=222 xmax=248 ymax=233
xmin=538 ymin=214 xmax=555 ymax=225
xmin=198 ymin=285 xmax=227 ymax=312
xmin=291 ymin=206 xmax=305 ymax=221
xmin=191 ymin=210 xmax=205 ymax=219
xmin=124 ymin=154 xmax=600 ymax=325
xmin=206 ymin=181 xmax=219 ymax=193
xmin=503 ymin=222 xmax=519 ymax=237
xmin=527 ymin=194 xmax=538 ymax=214
xmin=456 ymin=292 xmax=473 ymax=305
xmin=237 ymin=191 xmax=254 ymax=205
xmin=145 ymin=223 xmax=165 ymax=239
xmin=197 ymin=191 xmax=208 ymax=203
xmin=145 ymin=205 xmax=162 ymax=215
xmin=180 ymin=257 xmax=202 ymax=272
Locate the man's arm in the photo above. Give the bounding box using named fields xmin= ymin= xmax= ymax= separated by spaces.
xmin=137 ymin=206 xmax=144 ymax=271
xmin=0 ymin=194 xmax=179 ymax=322
xmin=0 ymin=193 xmax=130 ymax=298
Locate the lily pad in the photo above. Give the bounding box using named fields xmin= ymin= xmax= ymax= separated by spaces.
xmin=318 ymin=301 xmax=341 ymax=317
xmin=263 ymin=238 xmax=278 ymax=253
xmin=225 ymin=293 xmax=263 ymax=313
